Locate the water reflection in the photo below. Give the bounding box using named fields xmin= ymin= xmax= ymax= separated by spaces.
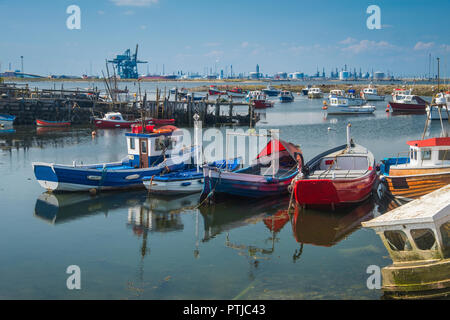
xmin=291 ymin=199 xmax=376 ymax=262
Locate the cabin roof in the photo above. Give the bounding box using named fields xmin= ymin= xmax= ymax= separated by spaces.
xmin=363 ymin=184 xmax=450 ymax=228
xmin=407 ymin=137 xmax=450 ymax=148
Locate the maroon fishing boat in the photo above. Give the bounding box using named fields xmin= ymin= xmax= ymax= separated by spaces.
xmin=388 ymin=94 xmax=428 ymax=113
xmin=94 ymin=112 xmax=175 ymax=129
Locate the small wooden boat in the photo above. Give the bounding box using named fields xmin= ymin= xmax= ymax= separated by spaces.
xmin=293 ymin=124 xmax=377 ymax=208
xmin=0 ymin=114 xmax=16 ymax=127
xmin=379 ymin=136 xmax=450 ymax=201
xmin=36 ymin=119 xmax=71 ymax=127
xmin=201 ymin=139 xmax=302 ymax=199
xmin=94 ymin=112 xmax=140 ymax=129
xmin=279 ymin=90 xmax=294 ymax=103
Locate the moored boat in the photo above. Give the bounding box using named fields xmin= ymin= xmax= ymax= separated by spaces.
xmin=388 ymin=94 xmax=428 ymax=113
xmin=279 ymin=90 xmax=294 ymax=103
xmin=226 ymin=87 xmax=246 ymax=98
xmin=0 ymin=114 xmax=16 ymax=127
xmin=36 ymin=119 xmax=71 ymax=127
xmin=208 ymin=85 xmax=226 ymax=96
xmin=308 ymin=87 xmax=323 ymax=99
xmin=293 ymin=124 xmax=377 ymax=208
xmin=94 ymin=112 xmax=141 ymax=129
xmin=201 ymin=139 xmax=302 ymax=199
xmin=262 ymin=85 xmax=280 ymax=97
xmin=325 ymin=96 xmax=375 ymax=115
xmin=246 ymin=91 xmax=274 ymax=109
xmin=362 ymin=185 xmax=450 ymax=299
xmin=427 ymin=92 xmax=450 ymax=120
xmin=361 ymin=84 xmax=385 ymax=101
xmin=32 ymin=124 xmax=195 ymax=192
xmin=379 ymin=136 xmax=450 ymax=201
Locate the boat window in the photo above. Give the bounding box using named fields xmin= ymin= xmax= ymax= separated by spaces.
xmin=440 ymin=222 xmax=450 ymax=252
xmin=413 ymin=149 xmax=417 ymax=160
xmin=384 ymin=230 xmax=412 ymax=251
xmin=438 ymin=150 xmax=450 ymax=161
xmin=410 ymin=228 xmax=437 ymax=250
xmin=141 ymin=140 xmax=147 ymax=154
xmin=421 ymin=149 xmax=432 ymax=161
xmin=155 ymin=137 xmax=174 ymax=151
xmin=129 ymin=138 xmax=135 ymax=150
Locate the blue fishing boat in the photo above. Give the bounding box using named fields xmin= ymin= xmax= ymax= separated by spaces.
xmin=32 ymin=125 xmax=197 ymax=192
xmin=262 ymin=85 xmax=280 ymax=97
xmin=279 ymin=90 xmax=294 ymax=103
xmin=200 ymin=139 xmax=302 ymax=200
xmin=0 ymin=114 xmax=16 ymax=126
xmin=143 ymin=158 xmax=241 ymax=195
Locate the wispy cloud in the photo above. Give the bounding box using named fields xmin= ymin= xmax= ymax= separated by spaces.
xmin=339 ymin=37 xmax=357 ymax=45
xmin=124 ymin=10 xmax=135 ymax=15
xmin=341 ymin=39 xmax=396 ymax=54
xmin=111 ymin=0 xmax=158 ymax=7
xmin=414 ymin=41 xmax=434 ymax=50
xmin=204 ymin=50 xmax=223 ymax=58
xmin=241 ymin=41 xmax=249 ymax=48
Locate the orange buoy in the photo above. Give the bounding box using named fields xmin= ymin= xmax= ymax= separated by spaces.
xmin=322 ymin=106 xmax=328 ymax=110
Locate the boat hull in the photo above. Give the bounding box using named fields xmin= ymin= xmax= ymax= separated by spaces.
xmin=383 ymin=168 xmax=450 ymax=200
xmin=308 ymin=93 xmax=323 ymax=99
xmin=94 ymin=118 xmax=139 ymax=128
xmin=326 ymin=105 xmax=375 ymax=115
xmin=252 ymin=100 xmax=273 ymax=109
xmin=279 ymin=96 xmax=294 ymax=103
xmin=36 ymin=119 xmax=71 ymax=127
xmin=427 ymin=106 xmax=449 ymax=120
xmin=0 ymin=114 xmax=16 ymax=126
xmin=363 ymin=93 xmax=385 ymax=101
xmin=143 ymin=175 xmax=204 ymax=195
xmin=389 ymin=101 xmax=426 ymax=113
xmin=203 ymin=167 xmax=296 ymax=198
xmin=263 ymin=90 xmax=280 ymax=97
xmin=295 ymin=171 xmax=377 ymax=206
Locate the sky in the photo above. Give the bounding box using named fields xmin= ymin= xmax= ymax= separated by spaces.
xmin=0 ymin=0 xmax=449 ymax=77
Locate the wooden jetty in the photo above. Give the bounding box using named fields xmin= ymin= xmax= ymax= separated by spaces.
xmin=0 ymin=83 xmax=257 ymax=127
xmin=363 ymin=184 xmax=450 ymax=299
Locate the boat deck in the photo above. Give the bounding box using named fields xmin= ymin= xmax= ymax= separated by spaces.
xmin=308 ymin=169 xmax=369 ymax=180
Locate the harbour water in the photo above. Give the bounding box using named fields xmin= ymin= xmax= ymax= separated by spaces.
xmin=0 ymin=83 xmax=448 ymax=299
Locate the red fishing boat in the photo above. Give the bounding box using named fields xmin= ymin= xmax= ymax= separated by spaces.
xmin=36 ymin=119 xmax=71 ymax=127
xmin=247 ymin=91 xmax=274 ymax=109
xmin=293 ymin=124 xmax=377 ymax=208
xmin=226 ymin=87 xmax=246 ymax=98
xmin=208 ymin=85 xmax=226 ymax=96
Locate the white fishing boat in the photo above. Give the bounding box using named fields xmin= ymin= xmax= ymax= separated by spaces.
xmin=361 ymin=84 xmax=385 ymax=101
xmin=308 ymin=87 xmax=323 ymax=99
xmin=0 ymin=114 xmax=16 ymax=127
xmin=325 ymin=96 xmax=376 ymax=115
xmin=427 ymin=92 xmax=450 ymax=120
xmin=328 ymin=89 xmax=364 ymax=106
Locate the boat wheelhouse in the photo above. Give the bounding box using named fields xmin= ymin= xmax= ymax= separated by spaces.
xmin=326 ymin=96 xmax=375 ymax=115
xmin=361 ymin=85 xmax=385 ymax=101
xmin=380 ymin=137 xmax=450 ymax=201
xmin=308 ymin=87 xmax=323 ymax=99
xmin=362 ymin=185 xmax=450 ymax=299
xmin=32 ymin=125 xmax=196 ymax=192
xmin=279 ymin=90 xmax=294 ymax=102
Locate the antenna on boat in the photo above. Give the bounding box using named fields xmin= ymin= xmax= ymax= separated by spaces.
xmin=346 ymin=123 xmax=352 ymax=149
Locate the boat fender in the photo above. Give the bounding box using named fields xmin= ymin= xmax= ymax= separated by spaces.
xmin=181 ymin=182 xmax=192 ymax=187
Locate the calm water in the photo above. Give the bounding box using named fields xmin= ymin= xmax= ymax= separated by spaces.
xmin=0 ymin=87 xmax=448 ymax=300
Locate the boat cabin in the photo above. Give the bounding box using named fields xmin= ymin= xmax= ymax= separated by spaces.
xmin=309 ymin=88 xmax=322 ymax=94
xmin=436 ymin=92 xmax=450 ymax=105
xmin=401 ymin=137 xmax=450 ymax=169
xmin=125 ymin=125 xmax=184 ymax=168
xmin=103 ymin=112 xmax=125 ymax=121
xmin=329 ymin=89 xmax=345 ymax=97
xmin=363 ymin=87 xmax=378 ymax=95
xmin=363 ymin=184 xmax=450 ymax=263
xmin=329 ymin=97 xmax=348 ymax=107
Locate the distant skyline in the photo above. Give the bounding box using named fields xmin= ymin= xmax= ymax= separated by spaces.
xmin=0 ymin=0 xmax=449 ymax=78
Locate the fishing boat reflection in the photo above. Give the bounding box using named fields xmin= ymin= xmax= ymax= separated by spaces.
xmin=291 ymin=199 xmax=375 ymax=262
xmin=34 ymin=191 xmax=147 ymax=224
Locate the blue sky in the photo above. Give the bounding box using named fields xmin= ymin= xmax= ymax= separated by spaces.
xmin=0 ymin=0 xmax=449 ymax=77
